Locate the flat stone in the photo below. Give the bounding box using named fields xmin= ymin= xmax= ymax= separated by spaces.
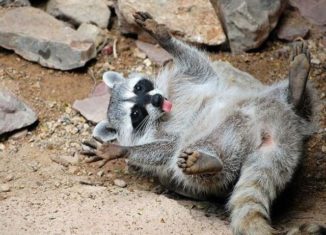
xmin=277 ymin=17 xmax=310 ymax=41
xmin=290 ymin=0 xmax=326 ymax=26
xmin=0 ymin=89 xmax=38 ymax=135
xmin=46 ymin=0 xmax=111 ymax=28
xmin=136 ymin=40 xmax=172 ymax=65
xmin=73 ymin=82 xmax=111 ymax=123
xmin=116 ymin=0 xmax=226 ymax=46
xmin=0 ymin=7 xmax=96 ymax=70
xmin=210 ymin=0 xmax=286 ymax=53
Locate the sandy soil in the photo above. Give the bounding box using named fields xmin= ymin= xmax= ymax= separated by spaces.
xmin=0 ymin=10 xmax=325 ymax=235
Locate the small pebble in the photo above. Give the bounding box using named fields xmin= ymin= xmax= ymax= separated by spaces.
xmin=143 ymin=58 xmax=152 ymax=67
xmin=0 ymin=184 xmax=10 ymax=192
xmin=311 ymin=58 xmax=320 ymax=65
xmin=5 ymin=175 xmax=14 ymax=182
xmin=114 ymin=179 xmax=127 ymax=188
xmin=97 ymin=170 xmax=104 ymax=177
xmin=0 ymin=143 xmax=5 ymax=151
xmin=322 ymin=146 xmax=326 ymax=153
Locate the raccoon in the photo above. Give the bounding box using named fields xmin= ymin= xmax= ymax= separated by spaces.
xmin=82 ymin=12 xmax=324 ymax=235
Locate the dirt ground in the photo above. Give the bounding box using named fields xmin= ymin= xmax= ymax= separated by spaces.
xmin=0 ymin=12 xmax=326 ymax=235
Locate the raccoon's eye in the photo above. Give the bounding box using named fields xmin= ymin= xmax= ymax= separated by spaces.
xmin=131 ymin=110 xmax=140 ymax=118
xmin=135 ymin=85 xmax=142 ymax=92
xmin=134 ymin=79 xmax=154 ymax=95
xmin=131 ymin=105 xmax=148 ymax=130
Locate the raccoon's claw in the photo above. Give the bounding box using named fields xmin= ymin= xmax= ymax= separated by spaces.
xmin=133 ymin=11 xmax=153 ymax=22
xmin=290 ymin=41 xmax=310 ymax=62
xmin=80 ymin=139 xmax=104 ymax=163
xmin=133 ymin=11 xmax=171 ymax=42
xmin=82 ymin=139 xmax=99 ymax=150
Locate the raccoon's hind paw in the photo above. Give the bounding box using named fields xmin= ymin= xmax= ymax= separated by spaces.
xmin=177 ymin=149 xmax=223 ymax=175
xmin=288 ymin=41 xmax=311 ymax=109
xmin=133 ymin=11 xmax=171 ymax=42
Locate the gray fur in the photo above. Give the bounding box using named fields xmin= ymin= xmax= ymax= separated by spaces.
xmin=90 ymin=13 xmax=322 ymax=235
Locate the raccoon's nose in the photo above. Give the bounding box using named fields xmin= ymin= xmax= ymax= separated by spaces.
xmin=151 ymin=94 xmax=163 ymax=108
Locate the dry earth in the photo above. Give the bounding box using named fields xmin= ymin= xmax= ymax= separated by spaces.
xmin=0 ymin=14 xmax=325 ymax=235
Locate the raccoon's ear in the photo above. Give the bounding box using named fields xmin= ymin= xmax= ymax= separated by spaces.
xmin=92 ymin=120 xmax=117 ymax=143
xmin=102 ymin=71 xmax=124 ymax=88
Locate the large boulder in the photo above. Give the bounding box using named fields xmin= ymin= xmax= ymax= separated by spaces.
xmin=0 ymin=89 xmax=37 ymax=135
xmin=0 ymin=7 xmax=98 ymax=70
xmin=210 ymin=0 xmax=286 ymax=53
xmin=115 ymin=0 xmax=226 ymax=46
xmin=46 ymin=0 xmax=111 ymax=29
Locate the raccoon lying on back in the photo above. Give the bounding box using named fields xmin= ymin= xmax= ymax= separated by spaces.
xmin=83 ymin=12 xmax=325 ymax=235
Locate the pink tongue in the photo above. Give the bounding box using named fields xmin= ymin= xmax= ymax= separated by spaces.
xmin=162 ymin=99 xmax=172 ymax=112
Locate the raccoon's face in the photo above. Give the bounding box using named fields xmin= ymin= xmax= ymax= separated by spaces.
xmin=93 ymin=71 xmax=172 ymax=144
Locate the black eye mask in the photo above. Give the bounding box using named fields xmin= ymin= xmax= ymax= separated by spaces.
xmin=131 ymin=104 xmax=149 ymax=130
xmin=133 ymin=79 xmax=154 ymax=95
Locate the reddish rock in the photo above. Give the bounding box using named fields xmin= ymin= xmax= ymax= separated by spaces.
xmin=135 ymin=40 xmax=172 ymax=65
xmin=116 ymin=0 xmax=226 ymax=46
xmin=277 ymin=17 xmax=310 ymax=41
xmin=73 ymin=82 xmax=110 ymax=123
xmin=290 ymin=0 xmax=326 ymax=26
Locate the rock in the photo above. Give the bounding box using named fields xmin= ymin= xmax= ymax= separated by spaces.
xmin=311 ymin=58 xmax=321 ymax=65
xmin=113 ymin=179 xmax=127 ymax=188
xmin=135 ymin=40 xmax=172 ymax=65
xmin=289 ymin=0 xmax=326 ymax=26
xmin=97 ymin=170 xmax=104 ymax=177
xmin=0 ymin=184 xmax=10 ymax=192
xmin=73 ymin=82 xmax=111 ymax=123
xmin=5 ymin=175 xmax=14 ymax=182
xmin=277 ymin=18 xmax=309 ymax=41
xmin=50 ymin=154 xmax=80 ymax=167
xmin=0 ymin=143 xmax=5 ymax=151
xmin=0 ymin=0 xmax=30 ymax=7
xmin=116 ymin=0 xmax=226 ymax=46
xmin=10 ymin=129 xmax=28 ymax=140
xmin=77 ymin=23 xmax=107 ymax=52
xmin=322 ymin=145 xmax=326 ymax=153
xmin=0 ymin=89 xmax=38 ymax=135
xmin=143 ymin=58 xmax=151 ymax=67
xmin=101 ymin=44 xmax=113 ymax=56
xmin=210 ymin=0 xmax=286 ymax=53
xmin=0 ymin=7 xmax=97 ymax=70
xmin=46 ymin=0 xmax=111 ymax=29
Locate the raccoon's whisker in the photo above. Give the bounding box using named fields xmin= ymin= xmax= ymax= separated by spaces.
xmin=136 ymin=115 xmax=150 ymax=133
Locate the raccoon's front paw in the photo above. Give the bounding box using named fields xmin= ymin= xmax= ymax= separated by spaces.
xmin=133 ymin=11 xmax=171 ymax=42
xmin=81 ymin=140 xmax=127 ymax=163
xmin=177 ymin=149 xmax=223 ymax=175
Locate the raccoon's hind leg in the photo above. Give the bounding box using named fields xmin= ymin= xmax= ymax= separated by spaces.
xmin=177 ymin=149 xmax=223 ymax=175
xmin=288 ymin=41 xmax=311 ymax=111
xmin=134 ymin=11 xmax=216 ymax=78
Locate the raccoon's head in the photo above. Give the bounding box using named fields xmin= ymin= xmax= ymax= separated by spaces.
xmin=93 ymin=71 xmax=172 ymax=144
